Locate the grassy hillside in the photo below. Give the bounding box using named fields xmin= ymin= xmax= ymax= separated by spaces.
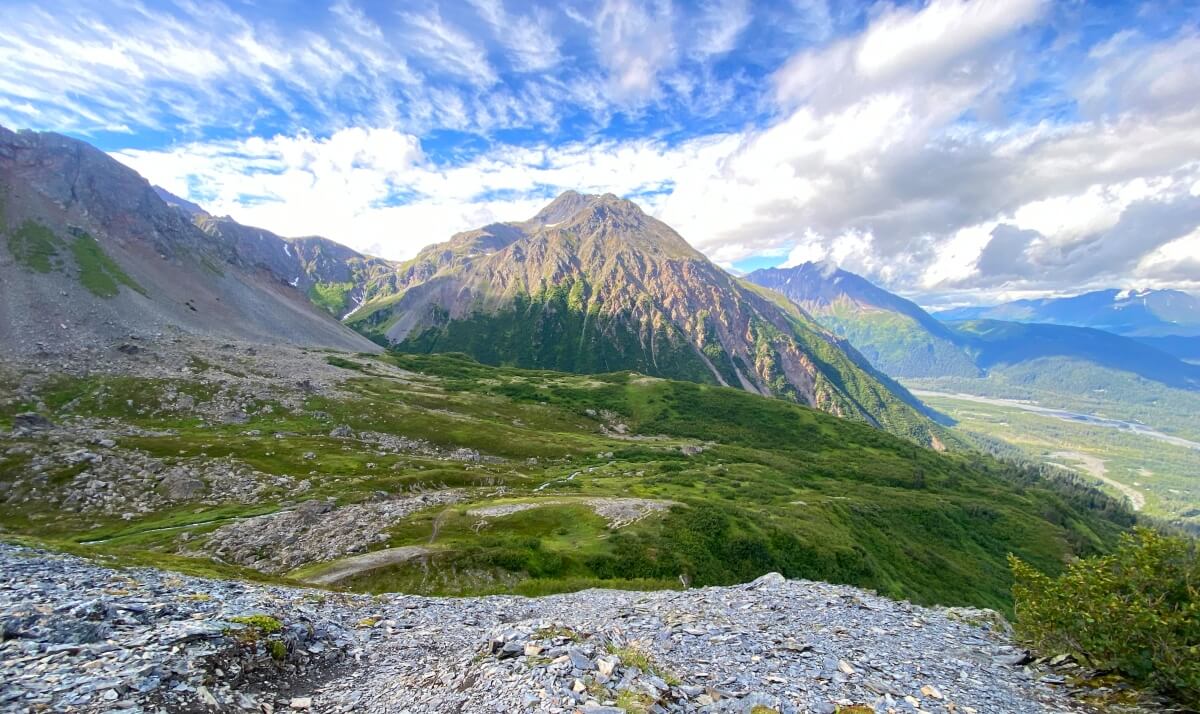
xmin=0 ymin=350 xmax=1134 ymax=613
xmin=816 ymin=301 xmax=980 ymax=378
xmin=951 ymin=320 xmax=1200 ymax=391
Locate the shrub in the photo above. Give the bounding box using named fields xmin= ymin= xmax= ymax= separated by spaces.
xmin=1009 ymin=527 xmax=1199 ymax=706
xmin=228 ymin=614 xmax=283 ymax=634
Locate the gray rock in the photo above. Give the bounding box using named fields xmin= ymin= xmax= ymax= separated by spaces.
xmin=161 ymin=472 xmax=207 ymax=500
xmin=13 ymin=412 xmax=54 ymax=430
xmin=0 ymin=542 xmax=1116 ymax=714
xmin=749 ymin=572 xmax=786 ymax=589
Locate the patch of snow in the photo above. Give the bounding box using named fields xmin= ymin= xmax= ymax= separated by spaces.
xmin=283 ymin=243 xmax=292 ymax=257
xmin=289 ymin=277 xmax=299 ymax=287
xmin=341 ymin=293 xmax=366 ymax=320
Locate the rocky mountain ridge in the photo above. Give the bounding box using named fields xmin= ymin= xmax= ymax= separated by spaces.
xmin=0 ymin=126 xmax=376 ymax=355
xmin=338 ymin=192 xmax=942 ymax=444
xmin=144 ymin=182 xmax=944 ymax=444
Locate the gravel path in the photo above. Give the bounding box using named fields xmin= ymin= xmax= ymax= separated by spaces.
xmin=302 ymin=545 xmax=434 ymax=585
xmin=0 ymin=545 xmax=1098 ymax=714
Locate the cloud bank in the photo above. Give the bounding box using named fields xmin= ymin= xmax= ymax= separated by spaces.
xmin=2 ymin=0 xmax=1198 ymax=305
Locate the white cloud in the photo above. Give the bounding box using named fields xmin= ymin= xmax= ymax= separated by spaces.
xmin=469 ymin=0 xmax=562 ymax=72
xmin=1078 ymin=29 xmax=1200 ymax=117
xmin=854 ymin=0 xmax=1045 ymax=82
xmin=593 ymin=0 xmax=677 ymax=102
xmin=403 ymin=9 xmax=497 ymax=85
xmin=14 ymin=0 xmax=1192 ymax=303
xmin=773 ymin=0 xmax=1044 ymax=109
xmin=692 ymin=0 xmax=752 ymax=59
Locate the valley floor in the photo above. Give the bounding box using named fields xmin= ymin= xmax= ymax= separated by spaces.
xmin=1 ymin=544 xmax=1092 ymax=714
xmin=911 ymin=389 xmax=1200 ymax=531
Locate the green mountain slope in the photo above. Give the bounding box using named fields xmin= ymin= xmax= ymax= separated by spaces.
xmin=0 ymin=349 xmax=1133 ymax=611
xmin=345 ymin=193 xmax=944 ymax=446
xmin=746 ymin=263 xmax=980 ymax=378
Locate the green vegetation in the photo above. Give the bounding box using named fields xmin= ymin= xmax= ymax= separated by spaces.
xmin=0 ymin=352 xmax=1135 ymax=612
xmin=813 ymin=300 xmax=979 ymax=379
xmin=7 ymin=220 xmax=62 ymax=272
xmin=268 ymin=639 xmax=287 ymax=660
xmin=914 ymin=389 xmax=1200 ymax=530
xmin=4 ymin=219 xmax=144 ymax=298
xmin=69 ymin=233 xmax=145 ymax=297
xmin=606 ymin=643 xmax=679 ymax=685
xmin=228 ymin=614 xmax=283 ymax=634
xmin=1011 ymin=528 xmax=1199 ymax=707
xmin=396 ymin=278 xmax=721 ymax=388
xmin=615 ymin=690 xmax=656 ymax=713
xmin=309 ymin=281 xmax=355 ymax=316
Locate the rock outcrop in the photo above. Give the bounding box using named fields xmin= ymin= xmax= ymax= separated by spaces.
xmin=0 ymin=126 xmax=377 ymax=356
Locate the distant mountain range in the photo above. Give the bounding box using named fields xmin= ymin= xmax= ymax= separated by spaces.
xmin=934 ymin=289 xmax=1200 ymax=337
xmin=746 ymin=263 xmax=980 ymax=379
xmin=746 ymin=263 xmax=1200 ymax=392
xmin=1134 ymin=335 xmax=1200 ymax=364
xmin=1 ymin=127 xmax=941 ymax=445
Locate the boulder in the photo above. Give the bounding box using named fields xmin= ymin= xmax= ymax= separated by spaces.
xmin=13 ymin=412 xmax=54 ymax=431
xmin=161 ymin=472 xmax=207 ymax=500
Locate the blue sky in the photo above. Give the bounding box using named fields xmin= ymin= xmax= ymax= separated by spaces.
xmin=2 ymin=0 xmax=1198 ymax=305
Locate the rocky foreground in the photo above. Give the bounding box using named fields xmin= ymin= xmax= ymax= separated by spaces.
xmin=0 ymin=545 xmax=1103 ymax=714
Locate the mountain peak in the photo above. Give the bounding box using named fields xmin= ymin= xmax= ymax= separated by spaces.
xmin=531 ymin=190 xmax=594 ymax=225
xmin=530 ymin=190 xmax=645 ymax=226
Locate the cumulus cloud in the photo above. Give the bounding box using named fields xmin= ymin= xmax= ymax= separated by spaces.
xmin=773 ymin=0 xmax=1045 ymax=110
xmin=975 ymin=225 xmax=1039 ymax=280
xmin=6 ymin=0 xmax=1199 ymax=303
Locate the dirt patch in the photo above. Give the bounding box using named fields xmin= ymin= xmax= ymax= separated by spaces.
xmin=1049 ymin=451 xmax=1145 ymax=511
xmin=467 ymin=502 xmax=545 ymax=518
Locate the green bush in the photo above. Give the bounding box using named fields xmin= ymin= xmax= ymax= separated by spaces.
xmin=1009 ymin=527 xmax=1199 ymax=706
